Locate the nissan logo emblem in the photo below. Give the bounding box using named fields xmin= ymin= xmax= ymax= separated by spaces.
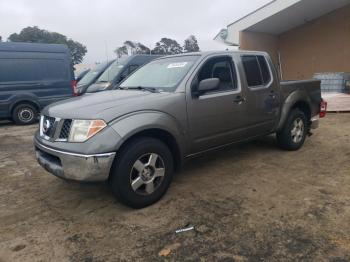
xmin=43 ymin=119 xmax=51 ymax=133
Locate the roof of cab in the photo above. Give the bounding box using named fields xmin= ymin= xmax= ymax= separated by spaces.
xmin=158 ymin=50 xmax=269 ymax=59
xmin=0 ymin=42 xmax=69 ymax=53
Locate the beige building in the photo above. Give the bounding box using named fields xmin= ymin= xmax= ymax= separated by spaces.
xmin=215 ymin=0 xmax=350 ymax=81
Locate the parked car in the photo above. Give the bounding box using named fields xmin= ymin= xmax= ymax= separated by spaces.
xmin=85 ymin=55 xmax=161 ymax=93
xmin=0 ymin=42 xmax=76 ymax=125
xmin=76 ymin=60 xmax=115 ymax=95
xmin=75 ymin=69 xmax=90 ymax=82
xmin=34 ymin=51 xmax=326 ymax=208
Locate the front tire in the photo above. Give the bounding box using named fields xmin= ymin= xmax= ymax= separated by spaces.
xmin=110 ymin=137 xmax=174 ymax=208
xmin=276 ymin=109 xmax=308 ymax=151
xmin=12 ymin=103 xmax=38 ymax=125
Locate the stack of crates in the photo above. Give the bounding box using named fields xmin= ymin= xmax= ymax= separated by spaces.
xmin=313 ymin=72 xmax=350 ymax=93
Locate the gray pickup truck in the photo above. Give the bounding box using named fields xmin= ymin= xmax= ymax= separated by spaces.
xmin=34 ymin=51 xmax=326 ymax=208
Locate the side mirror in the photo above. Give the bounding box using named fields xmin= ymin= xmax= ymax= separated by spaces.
xmin=86 ymin=83 xmax=110 ymax=93
xmin=194 ymin=78 xmax=220 ymax=96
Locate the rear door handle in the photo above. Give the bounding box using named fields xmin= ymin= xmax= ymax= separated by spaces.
xmin=233 ymin=96 xmax=246 ymax=104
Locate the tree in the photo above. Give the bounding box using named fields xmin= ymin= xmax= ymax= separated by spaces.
xmin=8 ymin=26 xmax=87 ymax=65
xmin=115 ymin=45 xmax=128 ymax=58
xmin=66 ymin=40 xmax=87 ymax=66
xmin=0 ymin=36 xmax=2 ymax=42
xmin=151 ymin=38 xmax=183 ymax=55
xmin=183 ymin=35 xmax=200 ymax=53
xmin=114 ymin=41 xmax=150 ymax=58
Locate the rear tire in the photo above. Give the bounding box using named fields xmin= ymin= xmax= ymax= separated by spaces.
xmin=110 ymin=137 xmax=174 ymax=208
xmin=276 ymin=109 xmax=308 ymax=151
xmin=12 ymin=103 xmax=38 ymax=125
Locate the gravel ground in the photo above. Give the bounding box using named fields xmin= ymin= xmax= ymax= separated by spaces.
xmin=0 ymin=114 xmax=349 ymax=262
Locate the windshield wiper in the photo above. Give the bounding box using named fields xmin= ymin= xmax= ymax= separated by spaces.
xmin=122 ymin=86 xmax=159 ymax=93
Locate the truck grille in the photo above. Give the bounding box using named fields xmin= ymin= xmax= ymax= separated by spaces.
xmin=40 ymin=116 xmax=72 ymax=141
xmin=59 ymin=119 xmax=72 ymax=139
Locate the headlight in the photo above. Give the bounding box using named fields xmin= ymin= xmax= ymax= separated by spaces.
xmin=68 ymin=119 xmax=107 ymax=142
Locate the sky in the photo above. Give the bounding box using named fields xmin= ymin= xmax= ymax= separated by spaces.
xmin=0 ymin=0 xmax=271 ymax=64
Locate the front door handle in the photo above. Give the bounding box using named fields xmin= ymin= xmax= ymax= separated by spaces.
xmin=233 ymin=96 xmax=246 ymax=104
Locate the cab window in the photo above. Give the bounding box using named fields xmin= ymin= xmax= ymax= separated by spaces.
xmin=196 ymin=56 xmax=237 ymax=94
xmin=242 ymin=55 xmax=271 ymax=87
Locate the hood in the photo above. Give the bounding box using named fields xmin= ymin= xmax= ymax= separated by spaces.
xmin=43 ymin=90 xmax=174 ymax=122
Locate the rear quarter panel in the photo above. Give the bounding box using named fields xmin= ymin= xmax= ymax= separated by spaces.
xmin=277 ymin=80 xmax=321 ymax=130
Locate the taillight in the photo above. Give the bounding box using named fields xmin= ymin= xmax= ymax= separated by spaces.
xmin=71 ymin=80 xmax=78 ymax=96
xmin=320 ymin=100 xmax=327 ymax=118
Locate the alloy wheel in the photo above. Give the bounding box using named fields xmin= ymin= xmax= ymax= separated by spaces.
xmin=291 ymin=118 xmax=304 ymax=143
xmin=130 ymin=153 xmax=165 ymax=195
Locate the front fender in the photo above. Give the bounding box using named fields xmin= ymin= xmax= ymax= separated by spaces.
xmin=276 ymin=90 xmax=311 ymax=131
xmin=109 ymin=111 xmax=187 ymax=155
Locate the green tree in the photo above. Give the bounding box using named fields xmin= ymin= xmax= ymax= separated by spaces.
xmin=115 ymin=45 xmax=128 ymax=58
xmin=114 ymin=41 xmax=150 ymax=58
xmin=66 ymin=40 xmax=87 ymax=65
xmin=183 ymin=35 xmax=200 ymax=53
xmin=8 ymin=26 xmax=87 ymax=65
xmin=152 ymin=38 xmax=183 ymax=55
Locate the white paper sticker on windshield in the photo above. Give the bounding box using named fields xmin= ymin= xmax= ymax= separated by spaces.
xmin=167 ymin=62 xmax=188 ymax=69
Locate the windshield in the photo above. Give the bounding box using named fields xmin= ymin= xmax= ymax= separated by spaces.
xmin=76 ymin=69 xmax=89 ymax=79
xmin=78 ymin=61 xmax=110 ymax=86
xmin=119 ymin=55 xmax=199 ymax=92
xmin=97 ymin=58 xmax=128 ymax=83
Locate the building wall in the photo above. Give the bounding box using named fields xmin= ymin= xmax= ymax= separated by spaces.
xmin=239 ymin=31 xmax=279 ymax=65
xmin=240 ymin=5 xmax=350 ymax=80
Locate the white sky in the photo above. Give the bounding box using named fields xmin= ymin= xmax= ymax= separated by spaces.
xmin=0 ymin=0 xmax=271 ymax=63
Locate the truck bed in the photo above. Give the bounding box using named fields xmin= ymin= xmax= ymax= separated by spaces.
xmin=280 ymin=79 xmax=322 ymax=117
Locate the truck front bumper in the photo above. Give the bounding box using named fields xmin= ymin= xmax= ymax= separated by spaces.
xmin=34 ymin=139 xmax=116 ymax=182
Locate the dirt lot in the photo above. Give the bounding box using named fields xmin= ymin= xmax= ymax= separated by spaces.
xmin=0 ymin=114 xmax=349 ymax=261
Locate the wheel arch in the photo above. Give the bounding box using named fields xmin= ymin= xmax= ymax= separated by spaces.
xmin=276 ymin=91 xmax=312 ymax=131
xmin=109 ymin=111 xmax=187 ymax=171
xmin=291 ymin=101 xmax=311 ymax=120
xmin=109 ymin=128 xmax=183 ymax=182
xmin=10 ymin=99 xmax=40 ymax=115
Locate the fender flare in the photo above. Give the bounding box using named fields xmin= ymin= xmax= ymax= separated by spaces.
xmin=276 ymin=90 xmax=312 ymax=131
xmin=109 ymin=110 xmax=188 ymax=157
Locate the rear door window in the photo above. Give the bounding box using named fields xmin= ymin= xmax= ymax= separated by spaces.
xmin=242 ymin=56 xmax=262 ymax=87
xmin=257 ymin=56 xmax=271 ymax=84
xmin=242 ymin=55 xmax=272 ymax=87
